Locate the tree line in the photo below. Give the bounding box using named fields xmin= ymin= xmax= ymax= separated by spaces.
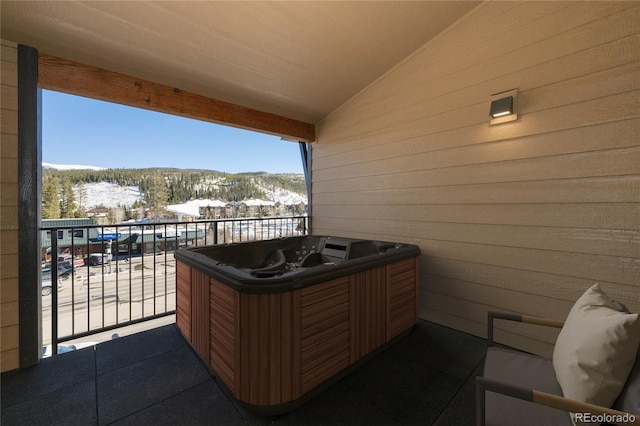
xmin=42 ymin=168 xmax=307 ymax=220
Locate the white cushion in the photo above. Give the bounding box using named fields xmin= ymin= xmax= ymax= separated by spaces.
xmin=552 ymin=283 xmax=640 ymax=408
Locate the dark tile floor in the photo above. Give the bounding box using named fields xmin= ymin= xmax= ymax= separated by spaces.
xmin=1 ymin=320 xmax=487 ymax=425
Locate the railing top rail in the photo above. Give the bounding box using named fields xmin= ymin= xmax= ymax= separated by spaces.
xmin=40 ymin=214 xmax=308 ymax=231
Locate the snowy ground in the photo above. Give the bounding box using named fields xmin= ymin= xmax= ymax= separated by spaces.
xmin=258 ymin=184 xmax=307 ymax=205
xmin=75 ymin=182 xmax=143 ymax=208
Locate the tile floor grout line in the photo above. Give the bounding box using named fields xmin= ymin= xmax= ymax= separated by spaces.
xmin=105 ymin=377 xmax=215 ymax=425
xmin=430 ymin=354 xmax=486 ymax=425
xmin=96 ymin=341 xmax=189 ymax=378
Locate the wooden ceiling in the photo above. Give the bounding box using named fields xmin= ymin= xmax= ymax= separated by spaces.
xmin=1 ymin=1 xmax=479 ymax=127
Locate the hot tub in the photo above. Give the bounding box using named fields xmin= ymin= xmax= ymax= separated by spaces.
xmin=175 ymin=235 xmax=420 ymax=414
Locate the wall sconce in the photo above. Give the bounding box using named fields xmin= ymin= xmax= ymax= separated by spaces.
xmin=489 ymin=88 xmax=518 ymax=125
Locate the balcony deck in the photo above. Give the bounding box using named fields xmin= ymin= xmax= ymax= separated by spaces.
xmin=1 ymin=320 xmax=486 ymax=425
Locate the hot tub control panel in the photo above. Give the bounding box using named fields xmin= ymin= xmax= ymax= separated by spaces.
xmin=320 ymin=238 xmax=351 ymax=260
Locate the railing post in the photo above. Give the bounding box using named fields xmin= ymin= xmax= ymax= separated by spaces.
xmin=51 ymin=231 xmax=58 ymax=356
xmin=70 ymin=228 xmax=77 ymax=336
xmin=213 ymin=221 xmax=218 ymax=245
xmin=100 ymin=226 xmax=105 ymax=330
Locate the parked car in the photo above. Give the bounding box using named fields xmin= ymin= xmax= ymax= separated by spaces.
xmin=42 ymin=261 xmax=75 ymax=280
xmin=86 ymin=253 xmax=112 ymax=266
xmin=41 ymin=277 xmax=63 ymax=296
xmin=57 ymin=253 xmax=73 ymax=263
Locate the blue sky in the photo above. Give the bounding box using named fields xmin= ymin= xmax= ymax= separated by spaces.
xmin=42 ymin=90 xmax=304 ymax=174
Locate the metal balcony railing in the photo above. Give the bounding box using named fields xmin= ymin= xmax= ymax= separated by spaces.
xmin=41 ymin=215 xmax=308 ymax=355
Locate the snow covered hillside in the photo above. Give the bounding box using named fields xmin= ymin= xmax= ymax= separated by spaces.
xmin=45 ymin=163 xmax=307 ymax=209
xmin=75 ymin=182 xmax=143 ymax=208
xmin=258 ymin=184 xmax=307 ymax=205
xmin=75 ymin=181 xmax=307 ymax=209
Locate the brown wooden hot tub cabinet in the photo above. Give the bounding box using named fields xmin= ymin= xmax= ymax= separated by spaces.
xmin=175 ymin=236 xmax=420 ymax=414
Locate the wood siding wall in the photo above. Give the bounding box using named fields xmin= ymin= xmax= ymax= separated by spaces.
xmin=312 ymin=2 xmax=640 ymax=357
xmin=1 ymin=39 xmax=20 ymax=372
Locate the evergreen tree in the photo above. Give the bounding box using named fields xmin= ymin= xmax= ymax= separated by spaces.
xmin=143 ymin=172 xmax=169 ymax=218
xmin=42 ymin=176 xmax=61 ymax=219
xmin=77 ymin=183 xmax=88 ymax=213
xmin=59 ymin=178 xmax=77 ymax=218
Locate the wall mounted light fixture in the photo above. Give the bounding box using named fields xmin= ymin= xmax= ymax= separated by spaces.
xmin=489 ymin=88 xmax=518 ymax=125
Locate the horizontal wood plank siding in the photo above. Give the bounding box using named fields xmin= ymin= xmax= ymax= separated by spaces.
xmin=1 ymin=39 xmax=19 ymax=372
xmin=312 ymin=2 xmax=640 ymax=357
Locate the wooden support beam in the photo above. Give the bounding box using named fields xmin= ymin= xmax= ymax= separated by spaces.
xmin=37 ymin=53 xmax=315 ymax=142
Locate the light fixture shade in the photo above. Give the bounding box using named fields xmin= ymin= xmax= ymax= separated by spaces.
xmin=490 ymin=96 xmax=513 ymax=118
xmin=489 ymin=88 xmax=518 ymax=125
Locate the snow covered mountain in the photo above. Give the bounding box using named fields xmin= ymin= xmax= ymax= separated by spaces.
xmin=73 ymin=181 xmax=307 ymax=209
xmin=43 ymin=162 xmax=106 ymax=171
xmin=44 ymin=163 xmax=307 ymax=209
